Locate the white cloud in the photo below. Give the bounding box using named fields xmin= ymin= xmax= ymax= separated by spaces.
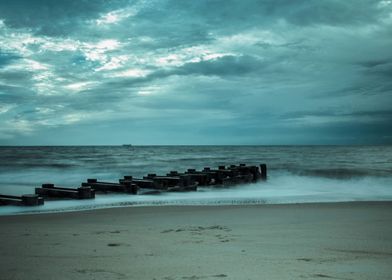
xmin=9 ymin=119 xmax=34 ymax=134
xmin=378 ymin=0 xmax=392 ymax=8
xmin=35 ymin=107 xmax=55 ymax=114
xmin=95 ymin=39 xmax=120 ymax=50
xmin=96 ymin=7 xmax=137 ymax=26
xmin=217 ymin=29 xmax=286 ymax=48
xmin=111 ymin=68 xmax=150 ymax=78
xmin=64 ymin=81 xmax=96 ymax=92
xmin=82 ymin=39 xmax=121 ymax=66
xmin=63 ymin=113 xmax=83 ymax=124
xmin=40 ymin=38 xmax=80 ymax=52
xmin=95 ymin=55 xmax=129 ymax=71
xmin=25 ymin=59 xmax=49 ymax=70
xmin=154 ymin=46 xmax=234 ymax=68
xmin=0 ymin=104 xmax=14 ymax=114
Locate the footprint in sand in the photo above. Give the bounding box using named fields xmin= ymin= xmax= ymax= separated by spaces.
xmin=161 ymin=225 xmax=234 ymax=243
xmin=312 ymin=274 xmax=334 ymax=278
xmin=297 ymin=258 xmax=312 ymax=262
xmin=107 ymin=243 xmax=122 ymax=247
xmin=76 ymin=269 xmax=127 ymax=278
xmin=94 ymin=229 xmax=128 ymax=235
xmin=161 ymin=274 xmax=228 ymax=280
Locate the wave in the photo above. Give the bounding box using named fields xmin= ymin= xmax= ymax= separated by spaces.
xmin=1 ymin=145 xmax=391 ymax=215
xmin=0 ymin=163 xmax=78 ymax=169
xmin=1 ymin=173 xmax=392 ymax=216
xmin=290 ymin=168 xmax=392 ymax=179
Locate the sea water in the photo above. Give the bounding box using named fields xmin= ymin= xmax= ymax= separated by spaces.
xmin=0 ymin=145 xmax=391 ymax=215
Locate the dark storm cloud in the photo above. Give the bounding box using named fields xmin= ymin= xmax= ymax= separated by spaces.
xmin=105 ymin=0 xmax=388 ymax=50
xmin=278 ymin=0 xmax=384 ymax=26
xmin=0 ymin=0 xmax=129 ymax=36
xmin=0 ymin=71 xmax=33 ymax=84
xmin=280 ymin=109 xmax=392 ymax=123
xmin=0 ymin=52 xmax=21 ymax=67
xmin=0 ymin=0 xmax=391 ymax=144
xmin=301 ymin=119 xmax=392 ymax=144
xmin=163 ymin=0 xmax=386 ymax=29
xmin=103 ymin=55 xmax=265 ymax=90
xmin=176 ymin=55 xmax=264 ymax=77
xmin=0 ymin=84 xmax=34 ymax=103
xmin=364 ymin=61 xmax=392 ymax=77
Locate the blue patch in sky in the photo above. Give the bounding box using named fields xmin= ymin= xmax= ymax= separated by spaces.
xmin=71 ymin=54 xmax=87 ymax=65
xmin=0 ymin=51 xmax=21 ymax=67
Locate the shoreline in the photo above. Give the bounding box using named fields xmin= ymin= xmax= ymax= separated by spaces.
xmin=1 ymin=199 xmax=392 ymax=217
xmin=1 ymin=201 xmax=392 ymax=279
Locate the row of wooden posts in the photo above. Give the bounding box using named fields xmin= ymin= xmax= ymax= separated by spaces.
xmin=0 ymin=163 xmax=267 ymax=206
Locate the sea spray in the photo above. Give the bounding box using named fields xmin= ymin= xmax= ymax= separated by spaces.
xmin=1 ymin=145 xmax=391 ymax=215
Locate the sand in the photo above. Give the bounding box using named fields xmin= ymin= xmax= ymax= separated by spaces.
xmin=0 ymin=202 xmax=392 ymax=280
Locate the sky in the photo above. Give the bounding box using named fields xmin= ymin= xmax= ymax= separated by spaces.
xmin=0 ymin=0 xmax=391 ymax=145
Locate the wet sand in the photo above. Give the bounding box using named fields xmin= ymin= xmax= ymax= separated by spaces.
xmin=1 ymin=202 xmax=392 ymax=280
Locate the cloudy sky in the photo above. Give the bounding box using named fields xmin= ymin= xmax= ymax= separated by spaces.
xmin=0 ymin=0 xmax=391 ymax=145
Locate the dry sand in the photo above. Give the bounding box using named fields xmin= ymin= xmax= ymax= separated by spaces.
xmin=1 ymin=202 xmax=392 ymax=280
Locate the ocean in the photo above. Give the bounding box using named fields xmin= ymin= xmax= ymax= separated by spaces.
xmin=0 ymin=145 xmax=391 ymax=215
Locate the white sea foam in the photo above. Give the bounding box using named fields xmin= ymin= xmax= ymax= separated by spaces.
xmin=1 ymin=146 xmax=391 ymax=215
xmin=1 ymin=173 xmax=391 ymax=216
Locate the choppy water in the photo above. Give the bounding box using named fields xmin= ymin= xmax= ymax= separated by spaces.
xmin=0 ymin=145 xmax=391 ymax=215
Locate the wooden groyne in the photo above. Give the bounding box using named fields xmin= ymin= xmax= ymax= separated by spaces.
xmin=102 ymin=163 xmax=265 ymax=193
xmin=0 ymin=163 xmax=267 ymax=206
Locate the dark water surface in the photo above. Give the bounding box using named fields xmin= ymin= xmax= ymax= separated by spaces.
xmin=1 ymin=145 xmax=391 ymax=214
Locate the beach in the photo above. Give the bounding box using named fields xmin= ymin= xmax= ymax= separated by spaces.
xmin=1 ymin=202 xmax=392 ymax=280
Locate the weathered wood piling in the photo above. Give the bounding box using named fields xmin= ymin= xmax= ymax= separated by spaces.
xmin=82 ymin=179 xmax=138 ymax=194
xmin=35 ymin=184 xmax=95 ymax=199
xmin=0 ymin=163 xmax=267 ymax=206
xmin=120 ymin=174 xmax=197 ymax=192
xmin=0 ymin=194 xmax=44 ymax=206
xmin=260 ymin=164 xmax=267 ymax=180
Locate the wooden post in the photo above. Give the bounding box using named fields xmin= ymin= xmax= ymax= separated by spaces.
xmin=130 ymin=184 xmax=139 ymax=194
xmin=77 ymin=187 xmax=95 ymax=199
xmin=21 ymin=194 xmax=44 ymax=206
xmin=248 ymin=166 xmax=260 ymax=182
xmin=260 ymin=164 xmax=267 ymax=180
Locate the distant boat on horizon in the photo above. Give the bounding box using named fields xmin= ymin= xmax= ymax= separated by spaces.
xmin=122 ymin=144 xmax=133 ymax=147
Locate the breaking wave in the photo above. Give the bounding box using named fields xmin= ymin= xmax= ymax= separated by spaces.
xmin=0 ymin=145 xmax=391 ymax=215
xmin=1 ymin=172 xmax=392 ymax=216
